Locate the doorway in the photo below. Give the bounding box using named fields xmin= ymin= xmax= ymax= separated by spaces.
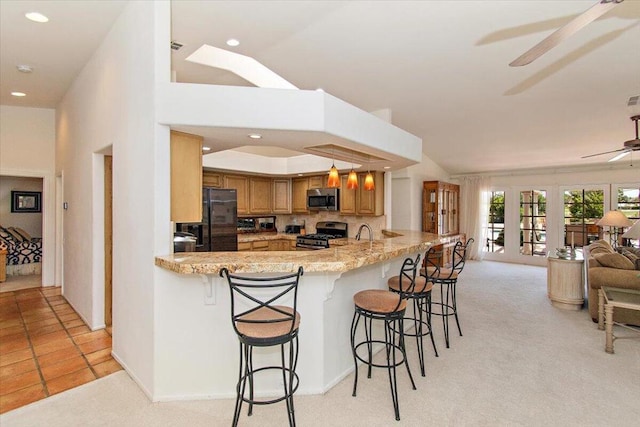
xmin=104 ymin=155 xmax=113 ymax=327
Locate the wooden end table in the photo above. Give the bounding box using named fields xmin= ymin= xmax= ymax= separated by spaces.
xmin=546 ymin=250 xmax=584 ymax=310
xmin=598 ymin=287 xmax=640 ymax=354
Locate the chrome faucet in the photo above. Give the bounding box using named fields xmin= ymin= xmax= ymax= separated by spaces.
xmin=355 ymin=223 xmax=373 ymax=242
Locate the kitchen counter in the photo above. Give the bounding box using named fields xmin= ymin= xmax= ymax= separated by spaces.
xmin=153 ymin=230 xmax=458 ymax=401
xmin=155 ymin=230 xmax=446 ymax=275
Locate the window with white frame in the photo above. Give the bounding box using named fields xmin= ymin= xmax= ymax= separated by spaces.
xmin=563 ymin=189 xmax=604 ymax=248
xmin=485 ymin=191 xmax=504 ymax=253
xmin=615 ymin=186 xmax=639 ymax=247
xmin=520 ymin=190 xmax=546 ymax=256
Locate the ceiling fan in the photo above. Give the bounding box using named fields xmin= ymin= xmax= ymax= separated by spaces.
xmin=582 ymin=115 xmax=640 ymax=162
xmin=509 ymin=0 xmax=625 ymax=67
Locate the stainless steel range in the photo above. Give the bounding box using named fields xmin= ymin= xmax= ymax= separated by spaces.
xmin=296 ymin=221 xmax=348 ymax=250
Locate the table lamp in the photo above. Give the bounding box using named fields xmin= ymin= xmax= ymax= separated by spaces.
xmin=621 ymin=219 xmax=640 ymax=247
xmin=596 ymin=210 xmax=633 ymax=248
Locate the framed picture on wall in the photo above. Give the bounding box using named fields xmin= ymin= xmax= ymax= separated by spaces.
xmin=11 ymin=191 xmax=42 ymax=213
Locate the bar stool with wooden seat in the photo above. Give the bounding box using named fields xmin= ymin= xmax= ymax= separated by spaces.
xmin=350 ymin=255 xmax=419 ymax=421
xmin=423 ymin=238 xmax=474 ymax=348
xmin=387 ymin=251 xmax=438 ymax=377
xmin=220 ymin=267 xmax=304 ymax=427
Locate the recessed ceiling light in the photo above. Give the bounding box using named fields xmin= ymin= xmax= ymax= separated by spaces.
xmin=17 ymin=65 xmax=33 ymax=73
xmin=25 ymin=12 xmax=49 ymax=23
xmin=248 ymin=133 xmax=262 ymax=139
xmin=383 ymin=166 xmax=391 ymax=169
xmin=316 ymin=88 xmax=325 ymax=92
xmin=202 ymin=146 xmax=211 ymax=151
xmin=11 ymin=92 xmax=26 ymax=97
xmin=226 ymin=38 xmax=240 ymax=47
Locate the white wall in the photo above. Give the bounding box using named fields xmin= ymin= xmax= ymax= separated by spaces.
xmin=481 ymin=165 xmax=640 ymax=265
xmin=0 ymin=106 xmax=56 ymax=285
xmin=56 ymin=0 xmax=169 ymax=398
xmin=391 ymin=153 xmax=450 ymax=230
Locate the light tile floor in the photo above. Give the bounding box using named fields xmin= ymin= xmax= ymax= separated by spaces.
xmin=0 ymin=287 xmax=122 ymax=413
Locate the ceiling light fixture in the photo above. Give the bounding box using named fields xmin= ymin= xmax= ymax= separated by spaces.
xmin=226 ymin=38 xmax=240 ymax=47
xmin=383 ymin=166 xmax=391 ymax=169
xmin=248 ymin=133 xmax=262 ymax=139
xmin=327 ymin=148 xmax=340 ymax=188
xmin=202 ymin=146 xmax=211 ymax=151
xmin=364 ymin=171 xmax=375 ymax=191
xmin=11 ymin=92 xmax=26 ymax=97
xmin=347 ymin=150 xmax=358 ymax=190
xmin=17 ymin=65 xmax=33 ymax=73
xmin=25 ymin=12 xmax=49 ymax=23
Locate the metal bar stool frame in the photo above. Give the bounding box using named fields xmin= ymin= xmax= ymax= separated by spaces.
xmin=350 ymin=255 xmax=420 ymax=421
xmin=424 ymin=238 xmax=474 ymax=348
xmin=387 ymin=252 xmax=438 ymax=377
xmin=221 ymin=267 xmax=304 ymax=427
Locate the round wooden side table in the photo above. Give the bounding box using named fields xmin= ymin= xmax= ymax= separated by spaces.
xmin=547 ymin=250 xmax=584 ymax=310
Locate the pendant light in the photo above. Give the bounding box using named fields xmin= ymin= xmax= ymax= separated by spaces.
xmin=346 ymin=149 xmax=358 ymax=190
xmin=327 ymin=148 xmax=340 ymax=188
xmin=363 ymin=156 xmax=375 ymax=191
xmin=364 ymin=171 xmax=375 ymax=191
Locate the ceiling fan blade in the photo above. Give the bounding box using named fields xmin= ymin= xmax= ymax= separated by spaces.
xmin=608 ymin=150 xmax=631 ymax=162
xmin=509 ymin=0 xmax=623 ymax=67
xmin=581 ymin=147 xmax=625 ymax=159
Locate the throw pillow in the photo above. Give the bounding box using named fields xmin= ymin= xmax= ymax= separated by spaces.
xmin=593 ymin=253 xmax=635 ymax=270
xmin=589 ymin=243 xmax=613 ymax=256
xmin=12 ymin=227 xmax=32 ymax=241
xmin=6 ymin=227 xmax=25 ymax=242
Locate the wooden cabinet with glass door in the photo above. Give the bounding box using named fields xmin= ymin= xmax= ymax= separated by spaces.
xmin=422 ymin=181 xmax=460 ymax=236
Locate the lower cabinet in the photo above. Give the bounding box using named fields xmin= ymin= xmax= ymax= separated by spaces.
xmin=238 ymin=239 xmax=296 ymax=251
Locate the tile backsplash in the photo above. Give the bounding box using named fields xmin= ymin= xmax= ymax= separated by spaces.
xmin=276 ymin=213 xmax=386 ymax=239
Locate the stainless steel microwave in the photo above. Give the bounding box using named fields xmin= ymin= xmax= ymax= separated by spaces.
xmin=307 ymin=188 xmax=339 ymax=211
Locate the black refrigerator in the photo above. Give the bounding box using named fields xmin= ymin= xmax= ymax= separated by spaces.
xmin=177 ymin=188 xmax=238 ymax=252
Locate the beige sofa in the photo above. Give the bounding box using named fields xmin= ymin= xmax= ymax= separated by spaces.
xmin=584 ymin=240 xmax=640 ymax=325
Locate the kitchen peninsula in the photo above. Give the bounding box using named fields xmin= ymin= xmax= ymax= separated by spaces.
xmin=153 ymin=230 xmax=458 ymax=400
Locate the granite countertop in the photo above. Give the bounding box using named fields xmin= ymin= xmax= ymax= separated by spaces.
xmin=155 ymin=230 xmax=448 ymax=275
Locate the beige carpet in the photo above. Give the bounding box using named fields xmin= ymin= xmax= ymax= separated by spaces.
xmin=1 ymin=261 xmax=638 ymax=426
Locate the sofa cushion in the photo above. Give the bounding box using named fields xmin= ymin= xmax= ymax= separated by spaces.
xmin=593 ymin=252 xmax=635 ymax=270
xmin=619 ymin=249 xmax=640 ymax=270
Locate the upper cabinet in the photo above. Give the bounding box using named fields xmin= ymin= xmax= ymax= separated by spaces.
xmin=170 ymin=131 xmax=203 ymax=223
xmin=203 ymin=171 xmax=222 ymax=188
xmin=339 ymin=172 xmax=385 ymax=216
xmin=291 ymin=177 xmax=310 ymax=213
xmin=308 ymin=175 xmax=327 ymax=189
xmin=422 ymin=181 xmax=459 ymax=236
xmin=272 ymin=179 xmax=291 ymax=214
xmin=249 ymin=177 xmax=273 ymax=214
xmin=224 ymin=175 xmax=249 ymax=215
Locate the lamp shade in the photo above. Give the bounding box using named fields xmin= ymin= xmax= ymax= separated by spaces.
xmin=347 ymin=169 xmax=358 ymax=190
xmin=622 ymin=219 xmax=640 ymax=239
xmin=327 ymin=164 xmax=340 ymax=188
xmin=596 ymin=210 xmax=633 ymax=227
xmin=363 ymin=172 xmax=375 ymax=191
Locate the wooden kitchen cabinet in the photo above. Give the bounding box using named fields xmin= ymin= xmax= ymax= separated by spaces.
xmin=224 ymin=175 xmax=249 ymax=215
xmin=292 ymin=177 xmax=310 ymax=213
xmin=423 ymin=181 xmax=459 ymax=236
xmin=268 ymin=240 xmax=291 ymax=251
xmin=357 ymin=172 xmax=384 ymax=215
xmin=249 ymin=177 xmax=273 ymax=214
xmin=339 ymin=175 xmax=357 ymax=215
xmin=272 ymin=179 xmax=291 ymax=214
xmin=203 ymin=171 xmax=222 ymax=188
xmin=339 ymin=172 xmax=385 ymax=216
xmin=170 ymin=130 xmax=203 ymax=223
xmin=308 ymin=175 xmax=327 ymax=189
